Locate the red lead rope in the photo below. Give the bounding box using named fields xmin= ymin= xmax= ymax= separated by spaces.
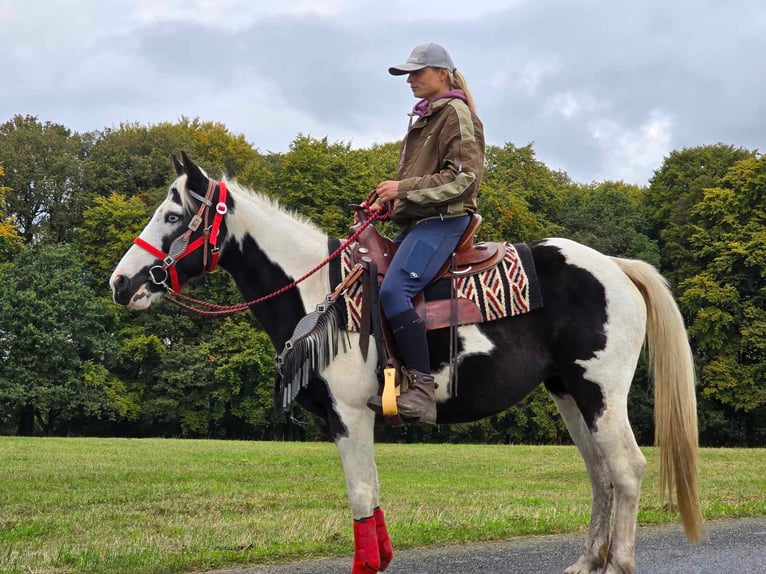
xmin=162 ymin=190 xmax=392 ymax=317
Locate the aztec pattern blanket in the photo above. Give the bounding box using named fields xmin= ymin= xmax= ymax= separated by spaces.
xmin=336 ymin=242 xmax=543 ymax=332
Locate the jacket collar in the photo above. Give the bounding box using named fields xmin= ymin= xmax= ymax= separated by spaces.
xmin=411 ymin=89 xmax=467 ymax=118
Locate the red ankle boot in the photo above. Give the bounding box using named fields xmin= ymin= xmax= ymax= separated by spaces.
xmin=352 ymin=516 xmax=380 ymax=573
xmin=373 ymin=507 xmax=394 ymax=570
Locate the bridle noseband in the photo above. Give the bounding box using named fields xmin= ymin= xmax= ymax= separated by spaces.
xmin=134 ymin=178 xmax=228 ymax=293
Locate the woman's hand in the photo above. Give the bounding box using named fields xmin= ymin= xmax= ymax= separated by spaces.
xmin=370 ymin=180 xmax=399 ymax=212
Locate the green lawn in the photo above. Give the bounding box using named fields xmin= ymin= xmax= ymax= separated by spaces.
xmin=0 ymin=438 xmax=764 ymax=573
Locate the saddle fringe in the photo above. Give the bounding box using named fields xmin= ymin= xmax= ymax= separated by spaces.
xmin=276 ymin=297 xmax=347 ymax=411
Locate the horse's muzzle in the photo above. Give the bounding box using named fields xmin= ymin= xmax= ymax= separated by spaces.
xmin=110 ymin=274 xmax=132 ymax=306
xmin=110 ymin=273 xmax=160 ymax=309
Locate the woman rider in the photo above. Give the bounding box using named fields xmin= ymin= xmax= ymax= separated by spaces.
xmin=366 ymin=42 xmax=485 ymax=426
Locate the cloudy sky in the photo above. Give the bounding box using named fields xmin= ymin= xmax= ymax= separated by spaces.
xmin=1 ymin=0 xmax=763 ymax=185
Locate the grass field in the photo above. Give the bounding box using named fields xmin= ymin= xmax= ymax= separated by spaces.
xmin=1 ymin=438 xmax=764 ymax=573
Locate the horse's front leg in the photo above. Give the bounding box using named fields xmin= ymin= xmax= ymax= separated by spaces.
xmin=332 ymin=379 xmax=394 ymax=572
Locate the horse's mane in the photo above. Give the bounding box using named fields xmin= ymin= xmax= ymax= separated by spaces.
xmin=224 ymin=178 xmax=318 ymax=228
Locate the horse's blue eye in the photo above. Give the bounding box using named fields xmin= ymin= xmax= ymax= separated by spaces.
xmin=166 ymin=213 xmax=182 ymax=224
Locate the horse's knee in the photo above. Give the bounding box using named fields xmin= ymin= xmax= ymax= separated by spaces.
xmin=346 ymin=480 xmax=378 ymax=519
xmin=612 ymin=448 xmax=647 ymax=492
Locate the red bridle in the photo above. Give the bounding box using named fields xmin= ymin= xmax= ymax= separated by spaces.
xmin=134 ymin=178 xmax=228 ymax=293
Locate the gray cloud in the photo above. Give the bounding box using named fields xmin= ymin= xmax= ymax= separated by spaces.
xmin=1 ymin=0 xmax=763 ymax=185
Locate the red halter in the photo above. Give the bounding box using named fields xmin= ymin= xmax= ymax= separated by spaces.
xmin=134 ymin=178 xmax=228 ymax=293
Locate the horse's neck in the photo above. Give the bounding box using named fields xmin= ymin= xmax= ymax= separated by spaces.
xmin=219 ymin=187 xmax=332 ymax=346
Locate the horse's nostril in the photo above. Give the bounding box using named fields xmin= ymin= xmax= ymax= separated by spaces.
xmin=112 ymin=274 xmax=127 ymax=292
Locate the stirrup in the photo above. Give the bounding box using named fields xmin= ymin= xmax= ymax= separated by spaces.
xmin=381 ymin=365 xmax=400 ymax=416
xmin=381 ymin=365 xmax=403 ymax=425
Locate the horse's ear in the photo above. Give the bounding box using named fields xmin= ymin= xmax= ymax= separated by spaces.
xmin=180 ymin=151 xmax=208 ymax=192
xmin=171 ymin=153 xmax=185 ymax=176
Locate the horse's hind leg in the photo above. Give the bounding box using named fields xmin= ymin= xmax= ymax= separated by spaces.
xmin=560 ymin=368 xmax=646 ymax=574
xmin=547 ymin=382 xmax=613 ymax=574
xmin=591 ymin=400 xmax=646 ymax=574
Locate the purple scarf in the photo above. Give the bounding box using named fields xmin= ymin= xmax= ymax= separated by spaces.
xmin=411 ymin=89 xmax=467 ymax=117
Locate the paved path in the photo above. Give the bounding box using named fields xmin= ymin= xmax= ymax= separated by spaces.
xmin=208 ymin=517 xmax=766 ymax=573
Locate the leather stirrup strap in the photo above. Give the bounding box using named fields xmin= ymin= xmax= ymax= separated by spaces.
xmin=368 ymin=261 xmax=388 ymax=369
xmin=448 ymin=253 xmax=459 ymax=396
xmin=359 ymin=263 xmax=373 ymax=361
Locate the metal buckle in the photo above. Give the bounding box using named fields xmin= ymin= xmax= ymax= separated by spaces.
xmin=216 ymin=202 xmax=227 ymax=215
xmin=188 ymin=214 xmax=203 ymax=231
xmin=187 ymin=188 xmax=213 ymax=207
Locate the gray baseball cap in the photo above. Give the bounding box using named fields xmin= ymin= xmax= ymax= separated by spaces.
xmin=388 ymin=43 xmax=455 ymax=76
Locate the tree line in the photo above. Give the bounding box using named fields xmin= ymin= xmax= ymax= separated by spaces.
xmin=0 ymin=114 xmax=763 ymax=446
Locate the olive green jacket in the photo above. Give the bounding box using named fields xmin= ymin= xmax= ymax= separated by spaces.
xmin=391 ymin=96 xmax=485 ymax=230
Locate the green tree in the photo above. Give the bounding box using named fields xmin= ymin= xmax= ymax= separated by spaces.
xmin=558 ymin=181 xmax=660 ymax=264
xmin=135 ymin=317 xmax=279 ymax=439
xmin=479 ymin=143 xmax=567 ymax=242
xmin=677 ymin=155 xmax=766 ymax=443
xmin=80 ymin=122 xmax=185 ymax=202
xmin=644 ymin=144 xmax=755 ymax=282
xmin=81 ymin=118 xmax=263 ymax=205
xmin=0 ymin=244 xmax=136 ymax=434
xmin=0 ymin=115 xmax=86 ymax=244
xmin=265 ymin=135 xmax=397 ymax=237
xmin=203 ymin=319 xmax=279 ymax=438
xmin=0 ymin=163 xmax=23 ymax=262
xmin=175 ymin=116 xmax=260 ymax=178
xmin=74 ymin=192 xmax=150 ymax=285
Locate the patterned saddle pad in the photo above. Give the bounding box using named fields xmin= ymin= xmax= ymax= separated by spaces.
xmin=338 ymin=242 xmax=543 ymax=332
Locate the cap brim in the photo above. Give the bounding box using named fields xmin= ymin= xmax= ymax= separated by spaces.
xmin=388 ymin=63 xmax=427 ymax=76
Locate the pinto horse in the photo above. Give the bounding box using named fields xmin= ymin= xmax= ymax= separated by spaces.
xmin=110 ymin=153 xmax=704 ymax=574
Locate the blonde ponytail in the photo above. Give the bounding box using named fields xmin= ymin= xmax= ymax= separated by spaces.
xmin=450 ymin=69 xmax=477 ymax=115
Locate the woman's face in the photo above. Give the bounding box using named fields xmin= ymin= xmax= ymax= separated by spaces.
xmin=407 ymin=67 xmax=450 ymax=101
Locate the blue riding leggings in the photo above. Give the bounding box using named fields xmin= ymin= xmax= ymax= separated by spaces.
xmin=379 ymin=215 xmax=471 ymax=319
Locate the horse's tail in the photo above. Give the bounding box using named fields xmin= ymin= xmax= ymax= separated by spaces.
xmin=612 ymin=257 xmax=706 ymax=542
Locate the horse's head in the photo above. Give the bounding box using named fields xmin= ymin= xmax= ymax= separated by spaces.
xmin=109 ymin=152 xmax=229 ymax=309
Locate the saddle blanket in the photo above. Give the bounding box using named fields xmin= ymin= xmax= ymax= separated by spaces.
xmin=337 ymin=242 xmax=543 ymax=332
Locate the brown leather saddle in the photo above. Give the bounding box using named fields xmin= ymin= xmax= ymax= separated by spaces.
xmin=348 ymin=209 xmax=506 ymax=346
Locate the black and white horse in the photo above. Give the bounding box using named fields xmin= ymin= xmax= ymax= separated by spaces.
xmin=110 ymin=154 xmax=704 ymax=574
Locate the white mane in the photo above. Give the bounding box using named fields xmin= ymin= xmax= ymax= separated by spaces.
xmin=225 ymin=178 xmax=321 ymax=231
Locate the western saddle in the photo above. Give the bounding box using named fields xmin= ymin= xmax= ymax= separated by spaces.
xmin=349 ymin=208 xmax=505 ymax=331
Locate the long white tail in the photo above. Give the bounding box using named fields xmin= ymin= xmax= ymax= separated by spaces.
xmin=613 ymin=257 xmax=706 ymax=542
